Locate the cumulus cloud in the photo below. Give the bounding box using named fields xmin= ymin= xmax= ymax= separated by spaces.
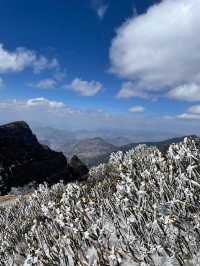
xmin=0 ymin=97 xmax=75 ymax=117
xmin=0 ymin=98 xmax=77 ymax=128
xmin=168 ymin=84 xmax=200 ymax=101
xmin=33 ymin=57 xmax=59 ymax=74
xmin=67 ymin=78 xmax=102 ymax=96
xmin=0 ymin=98 xmax=67 ymax=110
xmin=110 ymin=0 xmax=200 ymax=100
xmin=117 ymin=82 xmax=148 ymax=99
xmin=26 ymin=98 xmax=65 ymax=108
xmin=30 ymin=78 xmax=57 ymax=89
xmin=129 ymin=106 xmax=145 ymax=113
xmin=187 ymin=105 xmax=200 ymax=114
xmin=0 ymin=98 xmax=116 ymax=130
xmin=176 ymin=104 xmax=200 ymax=120
xmin=176 ymin=113 xmax=200 ymax=120
xmin=0 ymin=44 xmax=59 ymax=74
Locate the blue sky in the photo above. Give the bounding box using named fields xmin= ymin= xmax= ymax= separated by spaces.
xmin=0 ymin=0 xmax=200 ymax=136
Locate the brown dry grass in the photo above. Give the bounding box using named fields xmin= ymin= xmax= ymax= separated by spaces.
xmin=0 ymin=195 xmax=17 ymax=202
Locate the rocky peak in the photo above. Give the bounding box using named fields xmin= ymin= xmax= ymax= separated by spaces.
xmin=0 ymin=121 xmax=88 ymax=195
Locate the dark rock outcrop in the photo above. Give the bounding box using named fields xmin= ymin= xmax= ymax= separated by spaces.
xmin=69 ymin=155 xmax=89 ymax=181
xmin=0 ymin=121 xmax=88 ymax=195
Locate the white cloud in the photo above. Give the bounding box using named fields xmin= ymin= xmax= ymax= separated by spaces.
xmin=30 ymin=78 xmax=57 ymax=89
xmin=176 ymin=104 xmax=200 ymax=120
xmin=0 ymin=44 xmax=59 ymax=73
xmin=168 ymin=83 xmax=200 ymax=101
xmin=187 ymin=105 xmax=200 ymax=114
xmin=117 ymin=82 xmax=148 ymax=99
xmin=0 ymin=98 xmax=77 ymax=128
xmin=26 ymin=98 xmax=65 ymax=108
xmin=129 ymin=106 xmax=145 ymax=113
xmin=176 ymin=113 xmax=200 ymax=120
xmin=33 ymin=57 xmax=59 ymax=74
xmin=67 ymin=78 xmax=102 ymax=96
xmin=0 ymin=98 xmax=116 ymax=129
xmin=1 ymin=98 xmax=200 ymax=135
xmin=110 ymin=0 xmax=200 ymax=100
xmin=0 ymin=97 xmax=75 ymax=118
xmin=0 ymin=98 xmax=66 ymax=110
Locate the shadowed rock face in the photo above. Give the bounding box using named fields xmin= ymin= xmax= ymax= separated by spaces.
xmin=0 ymin=121 xmax=88 ymax=195
xmin=69 ymin=155 xmax=89 ymax=181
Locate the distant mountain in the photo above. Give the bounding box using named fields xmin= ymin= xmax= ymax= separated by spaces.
xmin=85 ymin=135 xmax=199 ymax=167
xmin=32 ymin=126 xmax=77 ymax=153
xmin=33 ymin=126 xmax=179 ymax=150
xmin=72 ymin=128 xmax=174 ymax=143
xmin=120 ymin=135 xmax=199 ymax=153
xmin=33 ymin=128 xmax=119 ymax=166
xmin=66 ymin=137 xmax=117 ymax=166
xmin=0 ymin=121 xmax=88 ymax=195
xmin=32 ymin=126 xmax=199 ymax=167
xmin=105 ymin=136 xmax=132 ymax=146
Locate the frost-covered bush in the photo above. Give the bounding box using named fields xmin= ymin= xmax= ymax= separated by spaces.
xmin=1 ymin=138 xmax=200 ymax=265
xmin=9 ymin=182 xmax=37 ymax=195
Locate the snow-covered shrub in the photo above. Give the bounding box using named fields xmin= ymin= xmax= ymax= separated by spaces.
xmin=89 ymin=163 xmax=107 ymax=181
xmin=1 ymin=137 xmax=200 ymax=265
xmin=9 ymin=182 xmax=37 ymax=195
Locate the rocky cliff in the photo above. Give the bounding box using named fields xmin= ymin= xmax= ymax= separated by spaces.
xmin=0 ymin=121 xmax=88 ymax=195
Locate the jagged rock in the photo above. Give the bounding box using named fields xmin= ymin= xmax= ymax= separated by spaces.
xmin=69 ymin=155 xmax=89 ymax=181
xmin=0 ymin=121 xmax=88 ymax=195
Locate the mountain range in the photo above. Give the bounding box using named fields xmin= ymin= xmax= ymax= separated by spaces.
xmin=32 ymin=126 xmax=199 ymax=167
xmin=78 ymin=135 xmax=200 ymax=167
xmin=0 ymin=120 xmax=199 ymax=194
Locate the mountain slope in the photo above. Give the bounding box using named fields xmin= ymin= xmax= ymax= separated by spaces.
xmin=87 ymin=135 xmax=199 ymax=167
xmin=65 ymin=137 xmax=117 ymax=166
xmin=121 ymin=135 xmax=199 ymax=153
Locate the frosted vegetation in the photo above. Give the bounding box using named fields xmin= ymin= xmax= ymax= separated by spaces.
xmin=1 ymin=138 xmax=200 ymax=265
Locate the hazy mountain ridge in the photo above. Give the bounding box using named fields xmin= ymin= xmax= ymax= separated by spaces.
xmin=68 ymin=135 xmax=200 ymax=167
xmin=66 ymin=137 xmax=117 ymax=166
xmin=120 ymin=135 xmax=200 ymax=152
xmin=32 ymin=126 xmax=77 ymax=153
xmin=33 ymin=126 xmax=196 ymax=167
